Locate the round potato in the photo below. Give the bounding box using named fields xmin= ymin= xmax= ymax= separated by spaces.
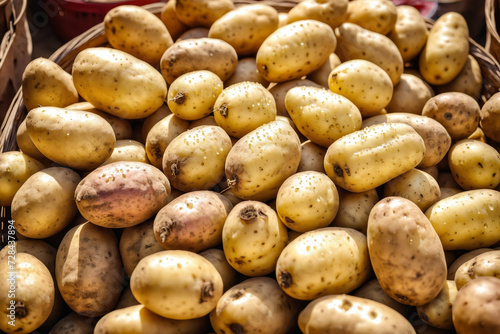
xmin=224 ymin=57 xmax=270 ymax=88
xmin=480 ymin=91 xmax=500 ymax=142
xmin=454 ymin=250 xmax=500 ymax=290
xmin=286 ymin=0 xmax=348 ymax=30
xmin=417 ymin=280 xmax=458 ymax=330
xmin=100 ymin=139 xmax=148 ymax=166
xmin=385 ymin=73 xmax=435 ymax=115
xmin=345 ymin=0 xmax=397 ymax=35
xmin=331 ymin=188 xmax=379 ymax=235
xmin=174 ymin=0 xmax=234 ymax=28
xmin=388 ymin=5 xmax=428 ymax=62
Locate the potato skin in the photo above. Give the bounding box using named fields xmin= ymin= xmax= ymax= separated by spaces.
xmin=174 ymin=0 xmax=234 ymax=28
xmin=346 ymin=0 xmax=397 ymax=35
xmin=480 ymin=92 xmax=500 ymax=142
xmin=435 ymin=54 xmax=482 ymax=100
xmin=385 ymin=73 xmax=435 ymax=115
xmin=417 ymin=280 xmax=458 ymax=330
xmin=454 ymin=250 xmax=500 ymax=290
xmin=388 ymin=5 xmax=428 ymax=62
xmin=287 ymin=0 xmax=348 ymax=30
xmin=367 ymin=197 xmax=447 ymax=306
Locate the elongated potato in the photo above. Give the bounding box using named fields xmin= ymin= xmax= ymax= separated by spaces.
xmin=286 ymin=0 xmax=348 ymax=30
xmin=388 ymin=5 xmax=428 ymax=62
xmin=345 ymin=0 xmax=397 ymax=35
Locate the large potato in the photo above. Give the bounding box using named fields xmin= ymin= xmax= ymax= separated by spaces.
xmin=454 ymin=250 xmax=500 ymax=290
xmin=286 ymin=0 xmax=348 ymax=30
xmin=174 ymin=0 xmax=234 ymax=28
xmin=256 ymin=19 xmax=336 ymax=83
xmin=480 ymin=91 xmax=500 ymax=142
xmin=345 ymin=0 xmax=397 ymax=35
xmin=385 ymin=73 xmax=435 ymax=115
xmin=73 ymin=47 xmax=167 ymax=119
xmin=388 ymin=5 xmax=428 ymax=62
xmin=367 ymin=197 xmax=447 ymax=306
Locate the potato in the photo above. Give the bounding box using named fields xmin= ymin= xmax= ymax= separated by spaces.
xmin=297 ymin=140 xmax=327 ymax=173
xmin=419 ymin=12 xmax=469 ymax=85
xmin=15 ymin=119 xmax=47 ymax=162
xmin=307 ymin=53 xmax=342 ymax=88
xmin=100 ymin=139 xmax=148 ymax=166
xmin=14 ymin=240 xmax=57 ymax=276
xmin=130 ymin=250 xmax=223 ymax=319
xmin=417 ymin=280 xmax=458 ymax=330
xmin=353 ymin=279 xmax=410 ymax=317
xmin=434 ymin=55 xmax=483 ymax=99
xmin=385 ymin=73 xmax=435 ymax=115
xmin=162 ymin=125 xmax=232 ymax=191
xmin=447 ymin=248 xmax=493 ymax=279
xmin=73 ymin=47 xmax=167 ymax=119
xmin=468 ymin=126 xmax=487 ymax=142
xmin=480 ymin=91 xmax=500 ymax=142
xmin=222 ymin=201 xmax=288 ymax=276
xmin=454 ymin=250 xmax=500 ymax=290
xmin=160 ymin=0 xmax=188 ymax=40
xmin=287 ymin=0 xmax=348 ymax=30
xmin=47 ymin=312 xmax=96 ymax=334
xmin=328 ymin=59 xmax=393 ymax=117
xmin=25 ymin=106 xmax=115 ymax=170
xmin=176 ymin=27 xmax=209 ymax=41
xmin=298 ymin=294 xmax=416 ymax=334
xmin=225 ymin=120 xmax=301 ymax=201
xmin=331 ymin=188 xmax=379 ymax=235
xmin=104 ymin=5 xmax=173 ymax=66
xmin=188 ymin=115 xmax=218 ymax=129
xmin=174 ymin=0 xmax=234 ymax=28
xmin=0 ymin=151 xmax=44 ymax=206
xmin=388 ymin=5 xmax=428 ymax=62
xmin=199 ymin=248 xmax=240 ymax=292
xmin=75 ymin=161 xmax=171 ymax=228
xmin=276 ymin=171 xmax=339 ymax=232
xmin=145 ymin=113 xmax=190 ymax=169
xmin=256 ymin=20 xmax=336 ymax=83
xmin=276 ymin=227 xmax=371 ymax=300
xmin=0 ymin=252 xmax=54 ymax=334
xmin=21 ymin=57 xmax=78 ymax=111
xmin=425 ymin=189 xmax=500 ymax=250
xmin=422 ymin=92 xmax=480 ymax=141
xmin=269 ymin=78 xmax=322 ymax=117
xmin=56 ymin=222 xmax=124 ymax=317
xmin=210 ymin=277 xmax=299 ymax=334
xmin=448 ymin=139 xmax=500 ymax=190
xmin=324 ymin=122 xmax=425 ymax=192
xmin=368 ymin=197 xmax=447 ymax=306
xmin=224 ymin=57 xmax=270 ymax=88
xmin=153 ymin=191 xmax=233 ymax=252
xmin=11 ymin=167 xmax=80 ymax=239
xmin=167 ymin=70 xmax=223 ymax=121
xmin=160 ymin=38 xmax=238 ymax=85
xmin=208 ymin=4 xmax=279 ymax=57
xmin=335 ymin=22 xmax=404 ymax=85
xmin=345 ymin=0 xmax=397 ymax=35
xmin=213 ymin=81 xmax=276 ymax=138
xmin=452 ymin=277 xmax=500 ymax=333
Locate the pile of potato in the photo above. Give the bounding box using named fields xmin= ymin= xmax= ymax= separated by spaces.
xmin=1 ymin=0 xmax=500 ymax=333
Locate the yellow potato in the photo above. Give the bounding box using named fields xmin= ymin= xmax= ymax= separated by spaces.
xmin=388 ymin=5 xmax=428 ymax=62
xmin=269 ymin=78 xmax=322 ymax=117
xmin=140 ymin=104 xmax=172 ymax=141
xmin=224 ymin=57 xmax=270 ymax=88
xmin=454 ymin=250 xmax=500 ymax=290
xmin=447 ymin=248 xmax=493 ymax=279
xmin=287 ymin=0 xmax=348 ymax=30
xmin=346 ymin=0 xmax=397 ymax=35
xmin=176 ymin=27 xmax=209 ymax=41
xmin=434 ymin=55 xmax=483 ymax=100
xmin=160 ymin=0 xmax=188 ymax=40
xmin=100 ymin=139 xmax=148 ymax=166
xmin=385 ymin=73 xmax=435 ymax=115
xmin=15 ymin=118 xmax=47 ymax=162
xmin=174 ymin=0 xmax=234 ymax=28
xmin=199 ymin=248 xmax=240 ymax=292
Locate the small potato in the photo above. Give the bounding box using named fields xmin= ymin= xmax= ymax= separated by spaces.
xmin=368 ymin=197 xmax=447 ymax=306
xmin=167 ymin=70 xmax=223 ymax=121
xmin=452 ymin=277 xmax=500 ymax=333
xmin=100 ymin=139 xmax=148 ymax=166
xmin=256 ymin=20 xmax=336 ymax=83
xmin=480 ymin=91 xmax=500 ymax=142
xmin=104 ymin=5 xmax=173 ymax=66
xmin=417 ymin=280 xmax=458 ymax=330
xmin=188 ymin=115 xmax=218 ymax=129
xmin=439 ymin=187 xmax=462 ymax=199
xmin=162 ymin=125 xmax=232 ymax=192
xmin=115 ymin=286 xmax=139 ymax=310
xmin=328 ymin=59 xmax=393 ymax=117
xmin=269 ymin=78 xmax=322 ymax=117
xmin=298 ymin=295 xmax=416 ymax=334
xmin=388 ymin=5 xmax=428 ymax=62
xmin=160 ymin=38 xmax=238 ymax=85
xmin=287 ymin=0 xmax=348 ymax=30
xmin=346 ymin=0 xmax=397 ymax=35
xmin=0 ymin=151 xmax=44 ymax=206
xmin=448 ymin=139 xmax=500 ymax=190
xmin=447 ymin=248 xmax=494 ymax=279
xmin=49 ymin=312 xmax=96 ymax=334
xmin=153 ymin=191 xmax=233 ymax=252
xmin=199 ymin=248 xmax=240 ymax=292
xmin=176 ymin=27 xmax=209 ymax=41
xmin=210 ymin=277 xmax=299 ymax=334
xmin=331 ymin=188 xmax=379 ymax=235
xmin=434 ymin=55 xmax=483 ymax=100
xmin=297 ymin=140 xmax=327 ymax=173
xmin=213 ymin=81 xmax=276 ymax=138
xmin=276 ymin=227 xmax=371 ymax=300
xmin=160 ymin=0 xmax=188 ymax=40
xmin=12 ymin=167 xmax=80 ymax=239
xmin=222 ymin=201 xmax=288 ymax=276
xmin=276 ymin=171 xmax=339 ymax=232
xmin=224 ymin=57 xmax=270 ymax=88
xmin=454 ymin=250 xmax=500 ymax=290
xmin=174 ymin=0 xmax=234 ymax=28
xmin=385 ymin=73 xmax=435 ymax=115
xmin=208 ymin=4 xmax=279 ymax=57
xmin=75 ymin=161 xmax=171 ymax=228
xmin=130 ymin=250 xmax=223 ymax=320
xmin=307 ymin=53 xmax=342 ymax=88
xmin=353 ymin=279 xmax=410 ymax=317
xmin=22 ymin=57 xmax=78 ymax=111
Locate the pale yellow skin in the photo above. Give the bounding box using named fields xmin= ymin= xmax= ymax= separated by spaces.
xmin=385 ymin=73 xmax=435 ymax=115
xmin=276 ymin=227 xmax=372 ymax=300
xmin=256 ymin=19 xmax=337 ymax=83
xmin=141 ymin=104 xmax=173 ymax=142
xmin=100 ymin=139 xmax=148 ymax=166
xmin=435 ymin=55 xmax=482 ymax=100
xmin=131 ymin=250 xmax=223 ymax=320
xmin=0 ymin=252 xmax=55 ymax=334
xmin=417 ymin=280 xmax=458 ymax=330
xmin=16 ymin=119 xmax=46 ymax=162
xmin=48 ymin=312 xmax=96 ymax=334
xmin=162 ymin=125 xmax=232 ymax=192
xmin=0 ymin=151 xmax=44 ymax=206
xmin=307 ymin=53 xmax=342 ymax=88
xmin=208 ymin=4 xmax=279 ymax=57
xmin=447 ymin=248 xmax=493 ymax=279
xmin=332 ymin=188 xmax=379 ymax=235
xmin=335 ymin=22 xmax=404 ymax=85
xmin=269 ymin=78 xmax=321 ymax=117
xmin=160 ymin=0 xmax=188 ymax=40
xmin=213 ymin=81 xmax=277 ymax=138
xmin=383 ymin=168 xmax=441 ymax=212
xmin=145 ymin=113 xmax=190 ymax=169
xmin=287 ymin=0 xmax=348 ymax=30
xmin=167 ymin=70 xmax=223 ymax=121
xmin=298 ymin=294 xmax=416 ymax=334
xmin=346 ymin=0 xmax=397 ymax=35
xmin=224 ymin=57 xmax=270 ymax=88
xmin=11 ymin=167 xmax=80 ymax=239
xmin=454 ymin=250 xmax=500 ymax=290
xmin=388 ymin=5 xmax=428 ymax=62
xmin=468 ymin=126 xmax=487 ymax=142
xmin=199 ymin=248 xmax=240 ymax=292
xmin=353 ymin=279 xmax=410 ymax=317
xmin=324 ymin=122 xmax=425 ymax=192
xmin=22 ymin=57 xmax=78 ymax=111
xmin=448 ymin=139 xmax=500 ymax=190
xmin=419 ymin=12 xmax=469 ymax=85
xmin=425 ymin=189 xmax=500 ymax=250
xmin=276 ymin=171 xmax=339 ymax=232
xmin=297 ymin=140 xmax=327 ymax=173
xmin=174 ymin=0 xmax=234 ymax=28
xmin=367 ymin=197 xmax=447 ymax=306
xmin=222 ymin=201 xmax=288 ymax=276
xmin=328 ymin=59 xmax=393 ymax=117
xmin=104 ymin=5 xmax=173 ymax=66
xmin=480 ymin=91 xmax=500 ymax=142
xmin=75 ymin=161 xmax=171 ymax=228
xmin=73 ymin=47 xmax=167 ymax=119
xmin=56 ymin=222 xmax=124 ymax=317
xmin=210 ymin=277 xmax=299 ymax=334
xmin=225 ymin=120 xmax=301 ymax=201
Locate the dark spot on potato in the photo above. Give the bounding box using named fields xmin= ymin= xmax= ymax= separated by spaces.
xmin=278 ymin=270 xmax=293 ymax=289
xmin=15 ymin=301 xmax=28 ymax=318
xmin=444 ymin=112 xmax=452 ymax=120
xmin=340 ymin=299 xmax=353 ymax=311
xmin=172 ymin=92 xmax=186 ymax=105
xmin=419 ymin=311 xmax=429 ymax=322
xmin=200 ymin=281 xmax=214 ymax=303
xmin=239 ymin=205 xmax=258 ymax=221
xmin=285 ymin=217 xmax=294 ymax=225
xmin=334 ymin=164 xmax=343 ymax=177
xmin=228 ymin=323 xmax=244 ymax=334
xmin=159 ymin=219 xmax=178 ymax=243
xmin=231 ymin=291 xmax=244 ymax=300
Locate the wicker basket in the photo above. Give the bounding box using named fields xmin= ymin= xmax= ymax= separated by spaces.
xmin=486 ymin=0 xmax=500 ymax=62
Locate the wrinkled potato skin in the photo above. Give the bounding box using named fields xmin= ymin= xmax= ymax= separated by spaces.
xmin=480 ymin=91 xmax=500 ymax=142
xmin=435 ymin=55 xmax=482 ymax=100
xmin=346 ymin=0 xmax=397 ymax=35
xmin=287 ymin=0 xmax=348 ymax=30
xmin=385 ymin=73 xmax=435 ymax=115
xmin=367 ymin=197 xmax=447 ymax=306
xmin=174 ymin=0 xmax=234 ymax=28
xmin=388 ymin=5 xmax=428 ymax=62
xmin=454 ymin=250 xmax=500 ymax=290
xmin=417 ymin=280 xmax=457 ymax=330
